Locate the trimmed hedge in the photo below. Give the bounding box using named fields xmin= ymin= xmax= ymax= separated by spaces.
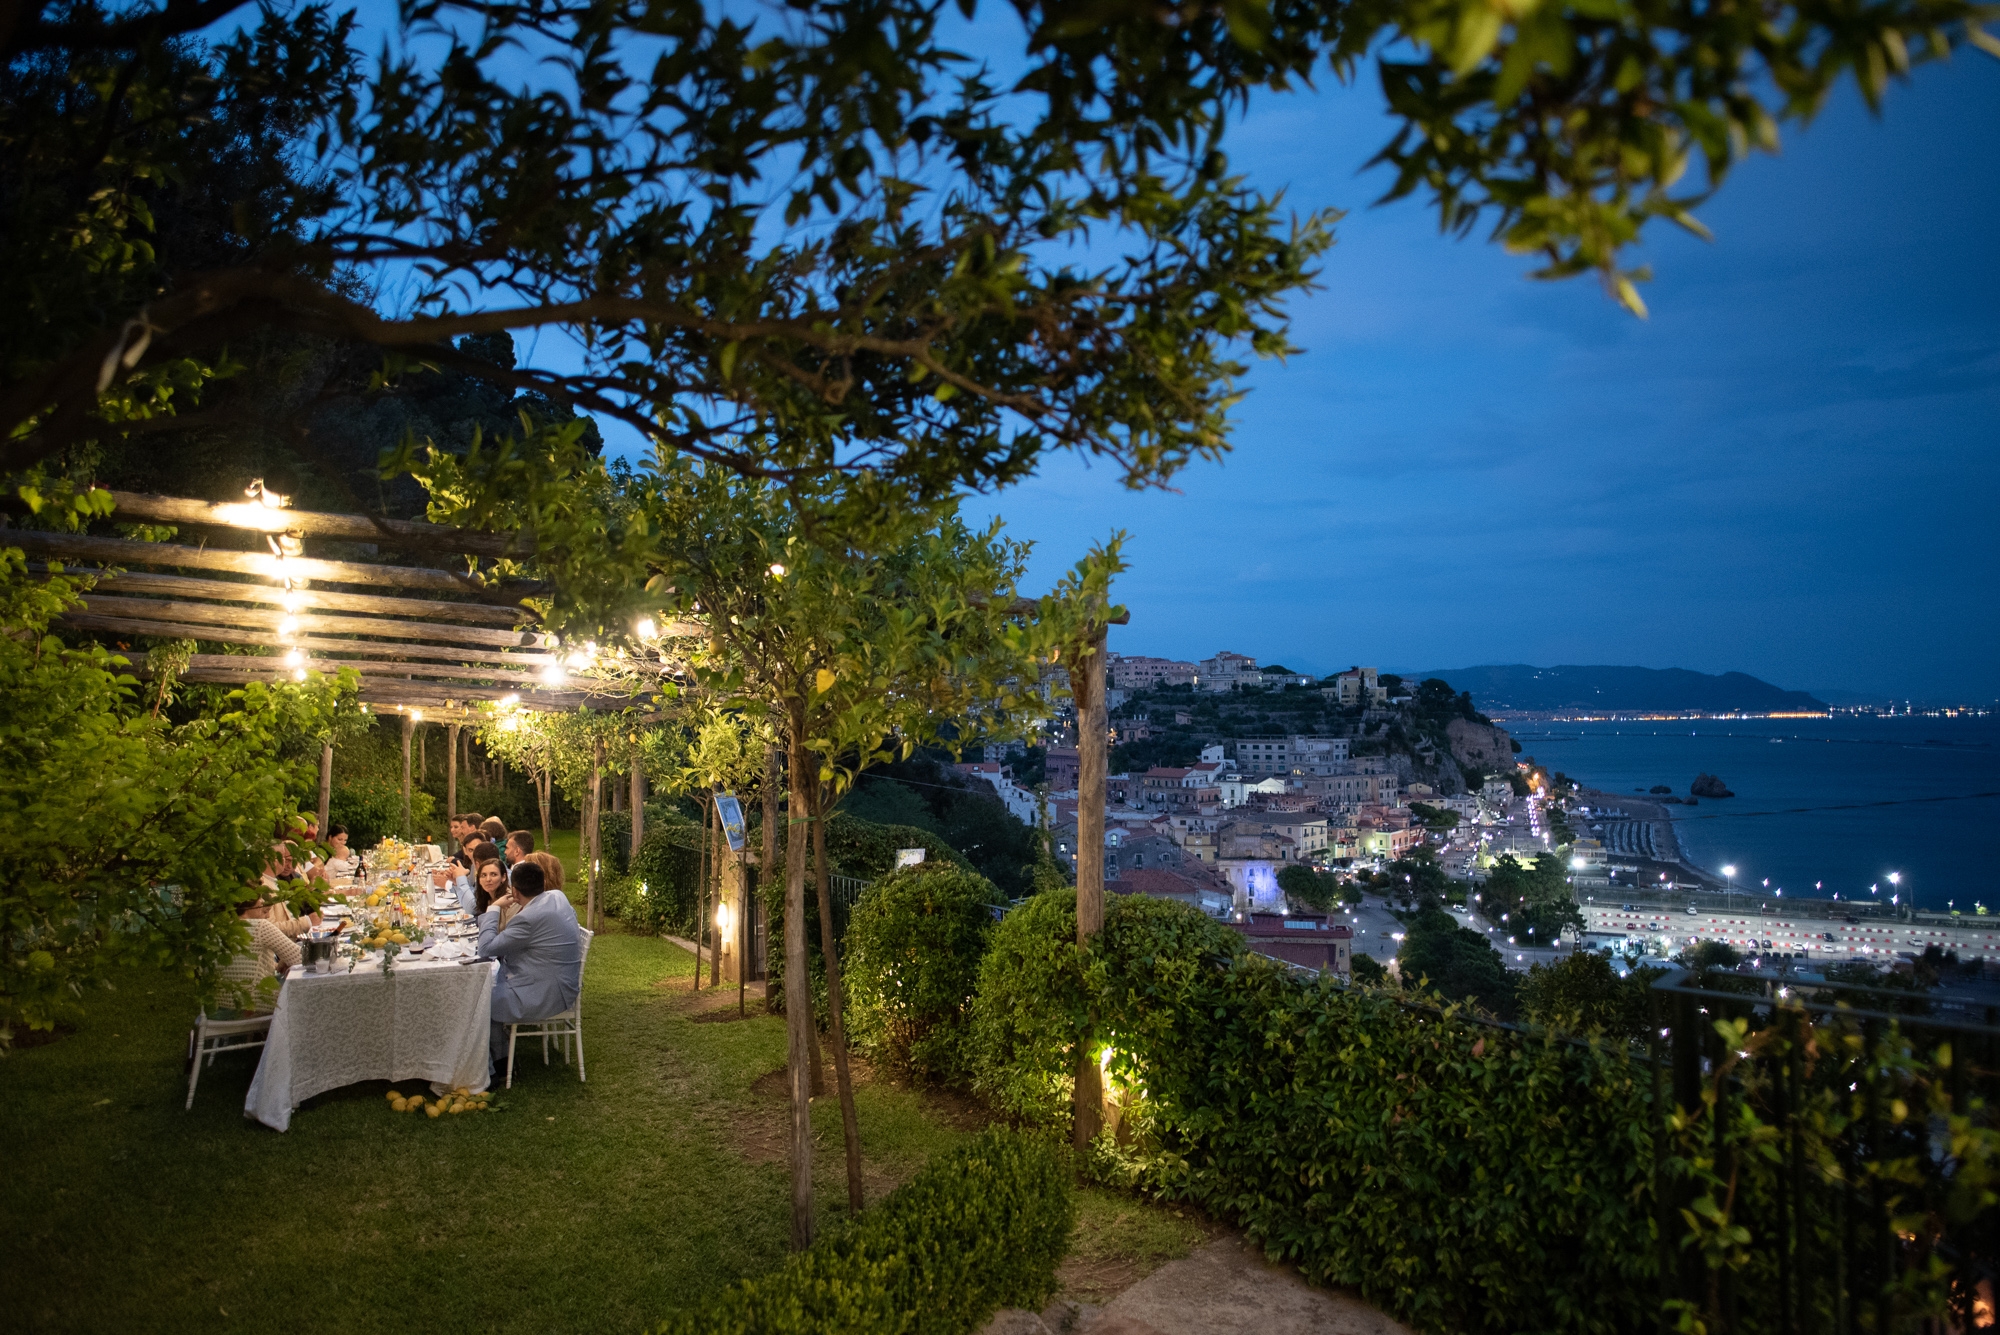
xmin=971 ymin=892 xmax=1658 ymax=1334
xmin=969 ymin=889 xmax=1242 ymax=1130
xmin=845 ymin=864 xmax=1006 ymax=1084
xmin=611 ymin=811 xmax=706 ymax=936
xmin=651 ymin=1127 xmax=1073 ymax=1335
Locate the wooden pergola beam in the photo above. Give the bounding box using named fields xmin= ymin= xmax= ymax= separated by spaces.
xmin=10 ymin=530 xmax=543 ymax=600
xmin=56 ymin=611 xmax=559 ymax=665
xmin=51 ymin=567 xmax=533 ymax=627
xmin=163 ymin=665 xmax=648 ymax=710
xmin=183 ymin=653 xmax=551 ymax=686
xmin=100 ymin=490 xmax=534 ymax=560
xmin=78 ymin=594 xmax=553 ymax=650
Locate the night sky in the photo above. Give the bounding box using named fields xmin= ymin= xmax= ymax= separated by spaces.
xmin=965 ymin=50 xmax=2000 ymax=704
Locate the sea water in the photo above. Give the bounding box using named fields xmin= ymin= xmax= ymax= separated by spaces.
xmin=1504 ymin=716 xmax=2000 ymax=912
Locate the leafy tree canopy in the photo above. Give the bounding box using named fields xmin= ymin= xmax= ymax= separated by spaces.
xmin=9 ymin=0 xmax=1990 ymax=503
xmin=1397 ymin=904 xmax=1516 ymax=1017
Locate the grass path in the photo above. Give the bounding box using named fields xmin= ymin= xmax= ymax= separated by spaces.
xmin=1 ymin=832 xmax=1207 ymax=1331
xmin=0 ymin=930 xmax=962 ymax=1333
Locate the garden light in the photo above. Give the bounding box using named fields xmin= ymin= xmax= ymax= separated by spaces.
xmin=635 ymin=617 xmax=657 ymax=640
xmin=768 ymin=563 xmax=786 ymax=577
xmin=284 ymin=648 xmax=303 ymax=667
xmin=715 ymin=900 xmax=733 ymax=935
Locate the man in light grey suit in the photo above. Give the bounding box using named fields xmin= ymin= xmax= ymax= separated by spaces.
xmin=477 ymin=859 xmax=583 ymax=1075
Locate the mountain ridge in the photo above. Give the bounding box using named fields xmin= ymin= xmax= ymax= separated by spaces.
xmin=1400 ymin=664 xmax=1827 ymax=713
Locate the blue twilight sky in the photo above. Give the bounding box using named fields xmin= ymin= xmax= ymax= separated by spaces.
xmin=952 ymin=49 xmax=2000 ymax=704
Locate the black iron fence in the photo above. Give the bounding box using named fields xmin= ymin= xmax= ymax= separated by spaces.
xmin=1650 ymin=973 xmax=2000 ymax=1333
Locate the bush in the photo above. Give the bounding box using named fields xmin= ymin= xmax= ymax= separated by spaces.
xmin=651 ymin=1128 xmax=1073 ymax=1335
xmin=969 ymin=889 xmax=1658 ymax=1333
xmin=616 ymin=812 xmax=705 ymax=936
xmin=846 ymin=864 xmax=1005 ymax=1084
xmin=968 ymin=890 xmax=1242 ymax=1132
xmin=762 ymin=812 xmax=978 ymax=1016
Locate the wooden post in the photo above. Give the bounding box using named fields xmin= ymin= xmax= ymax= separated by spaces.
xmin=316 ymin=740 xmax=333 ymax=834
xmin=813 ymin=777 xmax=865 ymax=1214
xmin=400 ymin=712 xmax=415 ymax=840
xmin=587 ymin=736 xmax=603 ymax=932
xmin=784 ymin=719 xmax=815 ymax=1250
xmin=446 ymin=722 xmax=460 ymax=820
xmin=1072 ymin=623 xmax=1109 ymax=1150
xmin=630 ymin=754 xmax=644 ymax=862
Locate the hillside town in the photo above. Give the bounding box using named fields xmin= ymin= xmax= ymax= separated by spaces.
xmin=950 ymin=653 xmax=1526 ymax=960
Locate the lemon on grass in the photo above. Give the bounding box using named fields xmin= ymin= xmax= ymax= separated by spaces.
xmin=425 ymin=1102 xmax=443 ymax=1118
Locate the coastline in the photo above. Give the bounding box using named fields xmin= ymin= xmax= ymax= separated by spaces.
xmin=1578 ymin=788 xmax=1717 ymax=888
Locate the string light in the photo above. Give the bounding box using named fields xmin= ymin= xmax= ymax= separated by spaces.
xmin=635 ymin=617 xmax=657 ymax=640
xmin=284 ymin=648 xmax=303 ymax=667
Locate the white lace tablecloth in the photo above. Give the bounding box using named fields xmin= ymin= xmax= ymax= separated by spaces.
xmin=245 ymin=958 xmax=497 ymax=1132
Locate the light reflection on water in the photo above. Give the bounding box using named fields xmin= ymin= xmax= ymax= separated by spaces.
xmin=1504 ymin=715 xmax=2000 ymax=910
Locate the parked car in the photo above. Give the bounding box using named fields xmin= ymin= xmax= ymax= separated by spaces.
xmin=1824 ymin=932 xmax=1837 ymax=942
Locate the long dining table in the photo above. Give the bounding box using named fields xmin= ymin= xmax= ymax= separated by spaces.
xmin=244 ymin=870 xmax=494 ymax=1132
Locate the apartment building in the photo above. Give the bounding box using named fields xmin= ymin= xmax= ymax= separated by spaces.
xmin=1108 ymin=654 xmax=1198 ymax=690
xmin=1232 ymin=734 xmax=1350 ymax=775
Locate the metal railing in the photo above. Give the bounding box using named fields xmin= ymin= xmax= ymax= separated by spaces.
xmin=1649 ymin=973 xmax=2000 ymax=1333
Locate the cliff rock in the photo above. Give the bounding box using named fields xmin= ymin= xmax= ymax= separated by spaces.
xmin=1446 ymin=718 xmax=1516 ymax=773
xmin=1690 ymin=773 xmax=1735 ymax=799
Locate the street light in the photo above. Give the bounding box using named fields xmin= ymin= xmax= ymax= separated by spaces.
xmin=1722 ymin=865 xmax=1736 ymax=909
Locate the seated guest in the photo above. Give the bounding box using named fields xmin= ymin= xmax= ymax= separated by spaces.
xmin=470 ymin=856 xmax=510 ymax=920
xmin=506 ymin=829 xmax=535 ymax=867
xmin=213 ymin=899 xmax=303 ymax=1015
xmin=449 ymin=813 xmax=484 ymax=868
xmin=257 ymin=844 xmax=322 ymax=939
xmin=323 ymin=824 xmax=357 ymax=876
xmin=437 ymin=839 xmax=497 ymax=913
xmin=523 ymin=849 xmax=566 ymax=896
xmin=477 ymin=860 xmax=583 ymax=1077
xmin=478 ymin=816 xmax=509 ymax=849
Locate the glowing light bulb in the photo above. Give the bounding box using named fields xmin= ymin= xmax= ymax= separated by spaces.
xmin=284 ymin=648 xmax=303 ymax=667
xmin=292 ymin=669 xmax=307 ymax=682
xmin=280 ymin=591 xmax=307 ymax=613
xmin=411 ymin=709 xmax=424 ymax=722
xmin=768 ymin=563 xmax=786 ymax=578
xmin=498 ymin=693 xmax=520 ymax=708
xmin=278 ymin=617 xmax=298 ymax=636
xmin=542 ymin=664 xmax=567 ymax=685
xmin=500 ymin=715 xmax=520 ymax=732
xmin=635 ymin=617 xmax=657 ymax=640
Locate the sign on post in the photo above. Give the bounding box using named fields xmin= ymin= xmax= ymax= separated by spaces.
xmin=895 ymin=847 xmax=926 ymax=869
xmin=715 ymin=794 xmax=747 ymax=852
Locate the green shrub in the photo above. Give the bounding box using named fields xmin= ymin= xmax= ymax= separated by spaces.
xmin=846 ymin=864 xmax=1005 ymax=1084
xmin=651 ymin=1127 xmax=1073 ymax=1335
xmin=762 ymin=812 xmax=977 ymax=1016
xmin=968 ymin=890 xmax=1242 ymax=1131
xmin=618 ymin=812 xmax=705 ymax=936
xmin=971 ymin=891 xmax=1659 ymax=1332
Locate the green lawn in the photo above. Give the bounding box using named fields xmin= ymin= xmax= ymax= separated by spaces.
xmin=0 ymin=931 xmax=961 ymax=1333
xmin=0 ymin=835 xmax=1206 ymax=1332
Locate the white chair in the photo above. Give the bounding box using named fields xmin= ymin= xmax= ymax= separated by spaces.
xmin=504 ymin=927 xmax=592 ymax=1089
xmin=184 ymin=1010 xmax=272 ymax=1110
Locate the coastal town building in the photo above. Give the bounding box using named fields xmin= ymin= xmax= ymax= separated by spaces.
xmin=953 ymin=760 xmax=1041 ymax=826
xmin=1233 ymin=735 xmax=1350 ymax=775
xmin=1231 ymin=913 xmax=1352 ymax=976
xmin=1108 ymin=654 xmax=1199 ymax=690
xmin=1327 ymin=666 xmax=1389 ymax=708
xmin=1197 ymin=651 xmax=1258 ymax=692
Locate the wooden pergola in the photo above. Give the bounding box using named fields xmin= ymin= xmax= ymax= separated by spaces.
xmin=12 ymin=489 xmax=692 ymax=861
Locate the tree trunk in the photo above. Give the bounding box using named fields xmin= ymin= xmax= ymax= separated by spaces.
xmin=1072 ymin=623 xmax=1109 ymax=1150
xmin=630 ymin=755 xmax=644 ymax=861
xmin=399 ymin=712 xmax=415 ymax=840
xmin=760 ymin=745 xmax=779 ymax=988
xmin=537 ymin=743 xmax=553 ymax=849
xmin=694 ymin=792 xmax=711 ymax=991
xmin=418 ymin=725 xmax=426 ymax=785
xmin=784 ymin=717 xmax=815 ymax=1251
xmin=446 ymin=722 xmax=460 ymax=820
xmin=813 ymin=777 xmax=865 ymax=1214
xmin=710 ymin=790 xmax=725 ymax=989
xmin=316 ymin=740 xmax=333 ymax=835
xmin=587 ymin=737 xmax=603 ymax=932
